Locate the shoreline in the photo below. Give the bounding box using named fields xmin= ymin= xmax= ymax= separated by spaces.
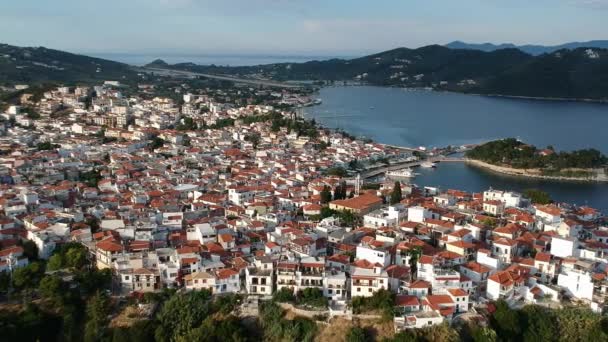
xmin=465 ymin=159 xmax=608 ymax=183
xmin=313 ymin=83 xmax=608 ymax=105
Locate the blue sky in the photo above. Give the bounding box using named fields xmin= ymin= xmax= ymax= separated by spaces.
xmin=0 ymin=0 xmax=607 ymax=56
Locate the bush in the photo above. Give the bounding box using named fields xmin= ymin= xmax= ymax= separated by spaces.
xmin=351 ymin=289 xmax=395 ymax=319
xmin=273 ymin=287 xmax=296 ymax=303
xmin=297 ymin=288 xmax=328 ymax=309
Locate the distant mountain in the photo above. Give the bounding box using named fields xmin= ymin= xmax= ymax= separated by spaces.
xmin=1 ymin=42 xmax=607 ymax=101
xmin=153 ymin=44 xmax=608 ymax=100
xmin=0 ymin=43 xmax=138 ymax=84
xmin=446 ymin=40 xmax=608 ymax=55
xmin=146 ymin=59 xmax=169 ymax=68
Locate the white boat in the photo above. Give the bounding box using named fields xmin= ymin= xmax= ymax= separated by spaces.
xmin=386 ymin=168 xmax=418 ymax=178
xmin=420 ymin=161 xmax=437 ymax=168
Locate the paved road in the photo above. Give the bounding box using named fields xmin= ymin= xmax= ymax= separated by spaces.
xmin=139 ymin=67 xmax=304 ymax=89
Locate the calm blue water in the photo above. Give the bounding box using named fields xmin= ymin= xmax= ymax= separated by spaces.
xmin=89 ymin=53 xmax=349 ymax=67
xmin=306 ymin=86 xmax=608 ymax=212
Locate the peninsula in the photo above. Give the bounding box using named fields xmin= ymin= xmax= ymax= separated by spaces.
xmin=465 ymin=138 xmax=608 ymax=182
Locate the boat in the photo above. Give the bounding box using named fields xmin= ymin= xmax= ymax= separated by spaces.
xmin=386 ymin=168 xmax=418 ymax=178
xmin=420 ymin=161 xmax=437 ymax=168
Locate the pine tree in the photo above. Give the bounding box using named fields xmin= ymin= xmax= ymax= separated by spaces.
xmin=320 ymin=186 xmax=332 ymax=204
xmin=390 ymin=181 xmax=402 ymax=204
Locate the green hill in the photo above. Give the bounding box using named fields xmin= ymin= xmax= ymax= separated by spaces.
xmin=150 ymin=45 xmax=608 ymax=100
xmin=0 ymin=43 xmax=138 ymax=85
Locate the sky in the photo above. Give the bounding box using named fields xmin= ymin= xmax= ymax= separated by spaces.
xmin=0 ymin=0 xmax=607 ymax=56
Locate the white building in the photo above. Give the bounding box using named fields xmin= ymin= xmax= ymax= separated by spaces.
xmin=363 ymin=204 xmax=407 ymax=228
xmin=408 ymin=206 xmax=432 ymax=223
xmin=550 ymin=236 xmax=579 ymax=258
xmin=483 ymin=189 xmax=522 ymax=208
xmin=245 ymin=256 xmax=274 ymax=296
xmin=557 ymin=268 xmax=594 ymax=301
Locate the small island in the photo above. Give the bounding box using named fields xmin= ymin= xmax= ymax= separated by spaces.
xmin=465 ymin=138 xmax=608 ymax=182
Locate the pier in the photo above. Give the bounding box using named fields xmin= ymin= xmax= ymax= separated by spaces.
xmin=360 ymin=156 xmax=465 ymax=179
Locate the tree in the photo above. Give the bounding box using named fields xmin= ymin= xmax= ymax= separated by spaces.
xmin=0 ymin=271 xmax=10 ymax=293
xmin=471 ymin=327 xmax=497 ymax=342
xmin=298 ymin=288 xmax=328 ymax=309
xmin=245 ymin=133 xmax=261 ymax=149
xmin=84 ymin=291 xmax=111 ymax=342
xmin=555 ymin=306 xmax=608 ymax=342
xmin=273 ymin=287 xmax=296 ymax=303
xmin=155 ymin=290 xmax=213 ymax=341
xmin=150 ymin=136 xmax=165 ymax=150
xmin=320 ymin=185 xmax=332 ymax=204
xmin=407 ymin=246 xmax=422 ymax=279
xmin=333 ymin=181 xmax=347 ymax=200
xmin=38 ymin=275 xmax=65 ymax=306
xmin=65 ymin=245 xmax=87 ymax=270
xmin=76 ymin=269 xmax=112 ymax=296
xmin=11 ymin=261 xmax=44 ymax=292
xmin=524 ymin=189 xmax=553 ymax=205
xmin=490 ymin=300 xmax=522 ymax=341
xmin=346 ymin=327 xmax=369 ymax=342
xmin=326 ymin=167 xmax=347 ymax=177
xmin=179 ymin=316 xmax=248 ymax=342
xmin=390 ymin=181 xmax=403 ymax=204
xmin=521 ymin=306 xmax=556 ymax=342
xmin=20 ymin=240 xmax=39 ymax=260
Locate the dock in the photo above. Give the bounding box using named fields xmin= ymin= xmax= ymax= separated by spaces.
xmin=360 ymin=156 xmax=465 ymax=179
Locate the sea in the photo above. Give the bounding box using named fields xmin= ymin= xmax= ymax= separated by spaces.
xmin=305 ymin=86 xmax=608 ymax=212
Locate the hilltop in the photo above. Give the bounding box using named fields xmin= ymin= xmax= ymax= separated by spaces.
xmin=149 ymin=45 xmax=608 ymax=100
xmin=1 ymin=42 xmax=608 ymax=100
xmin=446 ymin=40 xmax=608 ymax=55
xmin=0 ymin=43 xmax=138 ymax=85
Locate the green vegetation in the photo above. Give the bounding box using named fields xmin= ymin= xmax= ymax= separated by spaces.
xmin=244 ymin=132 xmax=261 ymax=149
xmin=326 ymin=166 xmax=348 ymax=177
xmin=259 ymin=301 xmax=317 ymax=342
xmin=351 ymin=289 xmax=395 ymax=319
xmin=314 ymin=207 xmax=361 ymax=227
xmin=176 ymin=117 xmax=198 ymax=131
xmin=362 ymin=183 xmax=381 ymax=190
xmin=0 ymin=242 xmax=113 ymax=342
xmin=333 ymin=181 xmax=348 ymax=200
xmin=473 ymin=301 xmax=608 ymax=342
xmin=0 ymin=43 xmax=139 ymax=85
xmin=272 ymin=287 xmax=328 ymax=309
xmin=36 ymin=141 xmax=60 ymax=151
xmin=523 ymin=189 xmax=553 ymax=204
xmin=346 ymin=326 xmax=371 ymax=342
xmin=390 ymin=181 xmax=402 ymax=205
xmin=466 ymin=138 xmax=607 ymax=171
xmin=209 ymin=118 xmax=235 ymax=129
xmin=79 ymin=169 xmax=102 ymax=188
xmin=156 ymin=45 xmax=608 ymax=100
xmin=320 ymin=185 xmax=332 ymax=204
xmin=149 ymin=136 xmax=165 ymax=149
xmin=387 ymin=323 xmax=460 ymax=342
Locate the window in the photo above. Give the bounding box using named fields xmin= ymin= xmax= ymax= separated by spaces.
xmin=124 ymin=276 xmax=130 ymax=281
xmin=357 ymin=287 xmax=361 ymax=292
xmin=368 ymin=288 xmax=372 ymax=292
